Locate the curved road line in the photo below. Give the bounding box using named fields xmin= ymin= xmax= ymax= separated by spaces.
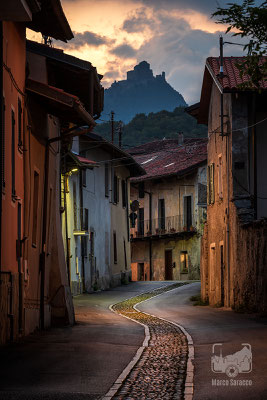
xmin=102 ymin=283 xmax=194 ymax=400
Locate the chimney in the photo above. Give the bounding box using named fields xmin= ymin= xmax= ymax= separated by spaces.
xmin=178 ymin=132 xmax=184 ymax=145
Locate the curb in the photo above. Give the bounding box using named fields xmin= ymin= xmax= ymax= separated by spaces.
xmin=102 ymin=283 xmax=194 ymax=400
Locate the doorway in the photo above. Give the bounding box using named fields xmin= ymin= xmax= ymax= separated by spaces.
xmin=165 ymin=250 xmax=173 ymax=280
xmin=138 ymin=263 xmax=144 ymax=280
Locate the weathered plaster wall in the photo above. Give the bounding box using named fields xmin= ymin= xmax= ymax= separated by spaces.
xmin=130 ymin=167 xmax=206 ymax=281
xmin=201 ymin=83 xmax=267 ymax=313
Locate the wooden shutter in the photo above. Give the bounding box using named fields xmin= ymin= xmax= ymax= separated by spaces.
xmin=210 ymin=163 xmax=215 ymax=204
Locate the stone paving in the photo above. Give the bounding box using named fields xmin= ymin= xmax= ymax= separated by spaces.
xmin=111 ymin=283 xmax=190 ymax=400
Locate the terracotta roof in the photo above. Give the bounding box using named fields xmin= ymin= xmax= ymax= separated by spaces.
xmin=128 ymin=138 xmax=207 ymax=182
xmin=206 ymin=57 xmax=267 ymax=91
xmin=76 ymin=155 xmax=97 ymax=166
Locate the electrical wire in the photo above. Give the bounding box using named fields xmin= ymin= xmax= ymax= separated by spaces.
xmin=233 ymin=174 xmax=267 ymax=200
xmin=3 ymin=62 xmax=25 ymax=97
xmin=209 ymin=115 xmax=267 ymax=136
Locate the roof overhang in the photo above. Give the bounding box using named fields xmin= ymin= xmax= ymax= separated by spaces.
xmin=26 ymin=40 xmax=104 ymax=116
xmin=26 ymin=79 xmax=96 ymax=127
xmin=26 ymin=0 xmax=73 ymax=42
xmin=80 ymin=132 xmax=146 ymax=177
xmin=0 ymin=0 xmax=40 ymax=21
xmin=63 ymin=152 xmax=99 ymax=173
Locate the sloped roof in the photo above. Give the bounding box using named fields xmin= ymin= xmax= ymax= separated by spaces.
xmin=79 ymin=132 xmax=146 ymax=178
xmin=188 ymin=56 xmax=267 ymax=125
xmin=128 ymin=138 xmax=207 ymax=182
xmin=206 ymin=57 xmax=267 ymax=91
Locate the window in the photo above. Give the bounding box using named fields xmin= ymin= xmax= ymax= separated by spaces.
xmin=184 ymin=196 xmax=192 ymax=230
xmin=158 ymin=199 xmax=165 ymax=230
xmin=207 ymin=163 xmax=215 ymax=204
xmin=81 ymin=169 xmax=86 ymax=187
xmin=18 ymin=98 xmax=22 ymax=147
xmin=210 ymin=244 xmax=216 ymax=291
xmin=138 ymin=182 xmax=145 ymax=198
xmin=113 ymin=174 xmax=118 ymax=204
xmin=122 ymin=180 xmax=127 ymax=208
xmin=180 ymin=251 xmax=188 ymax=273
xmin=11 ymin=109 xmax=16 ymax=197
xmin=73 ymin=181 xmax=77 ymax=230
xmin=81 ymin=236 xmax=88 ymax=258
xmin=138 ymin=207 xmax=144 ymax=236
xmin=105 ymin=163 xmax=109 ymax=197
xmin=2 ymin=96 xmax=5 ymax=189
xmin=32 ymin=171 xmax=39 ymax=246
xmin=113 ymin=232 xmax=117 ymax=263
xmin=218 ymin=156 xmax=223 ymax=199
xmin=83 ymin=208 xmax=89 ymax=231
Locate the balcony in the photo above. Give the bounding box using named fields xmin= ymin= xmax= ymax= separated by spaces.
xmin=130 ymin=215 xmax=197 ymax=240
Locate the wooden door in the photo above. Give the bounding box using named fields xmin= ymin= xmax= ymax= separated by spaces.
xmin=165 ymin=250 xmax=173 ymax=280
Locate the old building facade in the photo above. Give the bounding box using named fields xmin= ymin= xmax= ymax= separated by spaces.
xmin=190 ymin=57 xmax=267 ymax=312
xmin=128 ymin=138 xmax=207 ymax=281
xmin=0 ymin=0 xmax=104 ymax=343
xmin=62 ymin=132 xmax=145 ymax=295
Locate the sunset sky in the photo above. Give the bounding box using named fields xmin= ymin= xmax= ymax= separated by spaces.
xmin=28 ymin=0 xmax=247 ymax=104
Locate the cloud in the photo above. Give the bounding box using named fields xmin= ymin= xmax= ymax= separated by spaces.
xmin=57 ymin=30 xmax=112 ymax=50
xmin=132 ymin=12 xmax=245 ymax=104
xmin=109 ymin=43 xmax=137 ymax=58
xmin=122 ymin=7 xmax=154 ymax=33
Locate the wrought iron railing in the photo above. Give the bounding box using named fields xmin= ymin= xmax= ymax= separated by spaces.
xmin=131 ymin=215 xmax=197 ymax=239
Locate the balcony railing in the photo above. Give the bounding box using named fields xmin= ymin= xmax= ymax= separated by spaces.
xmin=130 ymin=215 xmax=197 ymax=239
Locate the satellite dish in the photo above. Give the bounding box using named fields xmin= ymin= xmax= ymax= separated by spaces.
xmin=130 ymin=200 xmax=139 ymax=211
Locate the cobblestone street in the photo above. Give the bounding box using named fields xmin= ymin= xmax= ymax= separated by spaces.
xmin=108 ymin=283 xmax=191 ymax=400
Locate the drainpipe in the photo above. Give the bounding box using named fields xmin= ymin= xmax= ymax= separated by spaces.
xmin=63 ymin=170 xmax=71 ymax=286
xmin=79 ymin=168 xmax=85 ymax=292
xmin=149 ymin=192 xmax=152 ymax=280
xmin=219 ymin=36 xmax=231 ymax=307
xmin=252 ymin=94 xmax=257 ymax=218
xmin=40 ymin=140 xmax=50 ymax=330
xmin=0 ymin=22 xmax=3 ymax=293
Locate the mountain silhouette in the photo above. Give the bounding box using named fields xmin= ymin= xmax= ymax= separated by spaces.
xmin=103 ymin=61 xmax=187 ymax=123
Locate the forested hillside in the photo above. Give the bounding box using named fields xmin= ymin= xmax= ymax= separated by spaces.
xmin=95 ymin=107 xmax=207 ymax=148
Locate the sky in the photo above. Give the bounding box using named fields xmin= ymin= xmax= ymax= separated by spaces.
xmin=28 ymin=0 xmax=248 ymax=105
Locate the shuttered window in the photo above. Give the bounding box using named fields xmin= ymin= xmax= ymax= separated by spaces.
xmin=207 ymin=163 xmax=215 ymax=205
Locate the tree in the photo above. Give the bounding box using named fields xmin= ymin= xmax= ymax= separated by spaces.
xmin=212 ymin=0 xmax=267 ymax=88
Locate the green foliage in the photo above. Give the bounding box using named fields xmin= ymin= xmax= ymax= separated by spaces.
xmin=212 ymin=0 xmax=267 ymax=89
xmin=190 ymin=294 xmax=209 ymax=306
xmin=95 ymin=107 xmax=207 ymax=148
